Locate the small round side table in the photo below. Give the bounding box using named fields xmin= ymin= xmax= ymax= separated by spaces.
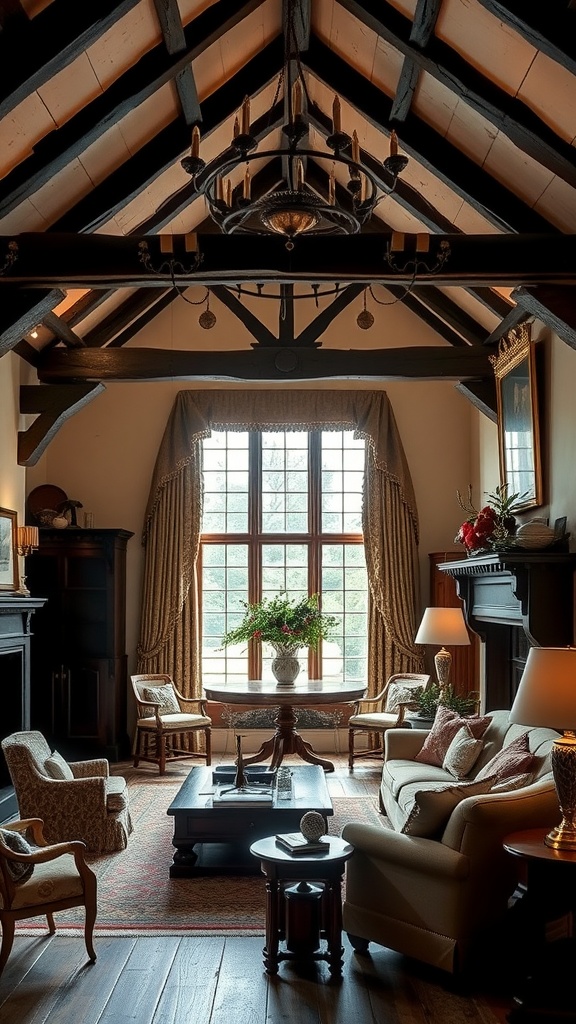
xmin=250 ymin=834 xmax=354 ymax=977
xmin=503 ymin=828 xmax=576 ymax=1023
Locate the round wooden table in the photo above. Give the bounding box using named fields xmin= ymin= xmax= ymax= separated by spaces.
xmin=250 ymin=834 xmax=354 ymax=976
xmin=203 ymin=678 xmax=366 ymax=772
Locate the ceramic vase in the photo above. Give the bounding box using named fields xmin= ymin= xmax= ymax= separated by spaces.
xmin=271 ymin=649 xmax=301 ymax=685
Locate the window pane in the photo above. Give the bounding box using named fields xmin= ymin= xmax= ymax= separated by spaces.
xmin=322 ymin=543 xmax=368 ymax=681
xmin=261 ymin=431 xmax=308 ymax=534
xmin=321 ymin=431 xmax=364 ymax=533
xmin=201 ymin=544 xmax=249 ymax=682
xmin=202 ymin=431 xmax=249 ymax=534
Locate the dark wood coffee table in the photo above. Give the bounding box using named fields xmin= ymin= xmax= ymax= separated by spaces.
xmin=166 ymin=764 xmax=333 ymax=876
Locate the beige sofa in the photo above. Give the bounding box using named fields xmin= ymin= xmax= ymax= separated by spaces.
xmin=342 ymin=710 xmax=560 ymax=974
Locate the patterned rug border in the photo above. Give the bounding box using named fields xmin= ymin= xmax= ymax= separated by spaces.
xmin=15 ymin=767 xmax=384 ymax=936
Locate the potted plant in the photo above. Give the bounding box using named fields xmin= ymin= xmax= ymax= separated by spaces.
xmin=221 ymin=592 xmax=338 ymax=685
xmin=404 ymin=683 xmax=479 ymax=728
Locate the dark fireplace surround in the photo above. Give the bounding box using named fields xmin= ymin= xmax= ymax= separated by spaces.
xmin=0 ymin=595 xmax=45 ymax=819
xmin=439 ymin=552 xmax=576 ymax=711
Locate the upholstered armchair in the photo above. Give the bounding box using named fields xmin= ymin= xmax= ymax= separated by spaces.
xmin=0 ymin=817 xmax=97 ymax=976
xmin=348 ymin=673 xmax=431 ymax=768
xmin=1 ymin=731 xmax=132 ymax=854
xmin=131 ymin=673 xmax=212 ymax=774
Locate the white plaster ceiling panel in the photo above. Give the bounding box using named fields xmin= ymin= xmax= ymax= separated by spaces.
xmin=78 ymin=125 xmax=133 ymax=188
xmin=0 ymin=197 xmax=48 ymax=235
xmin=73 ymin=288 xmax=140 ymax=339
xmin=178 ymin=0 xmax=221 ymax=25
xmin=36 ymin=52 xmax=103 ymax=129
xmin=435 ymin=0 xmax=536 ymax=97
xmin=85 ymin=1 xmax=162 ymax=92
xmin=371 ymin=36 xmax=403 ymax=96
xmin=218 ymin=0 xmax=281 ymax=79
xmin=117 ymin=81 xmax=179 ymax=155
xmin=518 ymin=52 xmax=576 ymax=143
xmin=483 ymin=130 xmax=558 ymax=211
xmin=534 ymin=176 xmax=576 ymax=234
xmin=443 ymin=93 xmax=497 ymax=166
xmin=27 ymin=159 xmax=95 ymax=229
xmin=451 ymin=199 xmax=500 ymax=236
xmin=0 ymin=94 xmax=57 ymax=178
xmin=409 ymin=66 xmax=458 ymax=140
xmin=437 ymin=287 xmax=504 ymax=333
xmin=311 ymin=0 xmax=336 ymax=43
xmin=319 ymin=1 xmax=379 ymax=80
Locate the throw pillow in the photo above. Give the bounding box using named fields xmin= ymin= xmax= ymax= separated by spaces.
xmin=475 ymin=731 xmax=536 ymax=783
xmin=44 ymin=749 xmax=74 ymax=780
xmin=0 ymin=827 xmax=34 ymax=884
xmin=490 ymin=772 xmax=533 ymax=793
xmin=400 ymin=778 xmax=495 ymax=838
xmin=385 ymin=682 xmax=420 ymax=714
xmin=414 ymin=706 xmax=492 ymax=767
xmin=442 ymin=723 xmax=484 ymax=780
xmin=142 ymin=684 xmax=180 ymax=716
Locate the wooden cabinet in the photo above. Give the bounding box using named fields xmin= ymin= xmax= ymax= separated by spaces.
xmin=429 ymin=552 xmax=479 ymax=695
xmin=26 ymin=528 xmax=133 ymax=760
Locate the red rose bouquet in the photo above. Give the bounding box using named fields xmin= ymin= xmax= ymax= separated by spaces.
xmin=456 ymin=484 xmax=524 ymax=554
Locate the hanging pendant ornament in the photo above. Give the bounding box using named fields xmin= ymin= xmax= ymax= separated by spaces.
xmin=199 ymin=291 xmax=216 ymax=329
xmin=357 ymin=288 xmax=374 ymax=330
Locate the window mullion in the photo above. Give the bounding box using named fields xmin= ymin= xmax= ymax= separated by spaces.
xmin=248 ymin=430 xmax=262 ymax=679
xmin=309 ymin=431 xmax=321 ymax=679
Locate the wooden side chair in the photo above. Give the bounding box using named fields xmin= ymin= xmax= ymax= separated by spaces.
xmin=131 ymin=673 xmax=212 ymax=774
xmin=0 ymin=818 xmax=97 ymax=976
xmin=348 ymin=672 xmax=431 ymax=769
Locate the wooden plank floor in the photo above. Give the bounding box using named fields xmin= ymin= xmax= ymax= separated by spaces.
xmin=0 ymin=754 xmax=514 ymax=1024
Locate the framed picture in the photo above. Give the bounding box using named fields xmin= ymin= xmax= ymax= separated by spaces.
xmin=489 ymin=323 xmax=542 ymax=512
xmin=0 ymin=507 xmax=18 ymax=591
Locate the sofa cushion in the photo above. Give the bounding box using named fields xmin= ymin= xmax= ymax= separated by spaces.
xmin=475 ymin=731 xmax=536 ymax=783
xmin=399 ymin=778 xmax=495 ymax=837
xmin=414 ymin=707 xmax=492 ymax=768
xmin=490 ymin=772 xmax=533 ymax=793
xmin=0 ymin=827 xmax=34 ymax=884
xmin=442 ymin=724 xmax=484 ymax=780
xmin=106 ymin=776 xmax=129 ymax=812
xmin=44 ymin=750 xmax=74 ymax=780
xmin=383 ymin=758 xmax=451 ymax=800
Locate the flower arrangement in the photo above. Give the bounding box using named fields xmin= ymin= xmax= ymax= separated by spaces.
xmin=221 ymin=592 xmax=338 ymax=653
xmin=455 ymin=483 xmax=526 ymax=554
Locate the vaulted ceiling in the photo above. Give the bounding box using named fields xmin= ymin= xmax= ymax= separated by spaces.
xmin=1 ymin=0 xmax=576 ymax=464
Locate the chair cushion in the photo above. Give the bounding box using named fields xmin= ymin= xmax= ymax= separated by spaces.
xmin=399 ymin=777 xmax=495 ymax=837
xmin=44 ymin=749 xmax=74 ymax=780
xmin=349 ymin=711 xmax=399 ymax=729
xmin=0 ymin=828 xmax=34 ymax=884
xmin=5 ymin=854 xmax=85 ymax=910
xmin=414 ymin=707 xmax=491 ymax=767
xmin=142 ymin=684 xmax=181 ymax=715
xmin=442 ymin=724 xmax=484 ymax=780
xmin=106 ymin=776 xmax=129 ymax=812
xmin=475 ymin=731 xmax=536 ymax=783
xmin=138 ymin=712 xmax=211 ymax=729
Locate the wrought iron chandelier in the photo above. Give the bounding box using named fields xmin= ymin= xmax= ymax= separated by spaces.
xmin=180 ymin=3 xmax=408 ymax=248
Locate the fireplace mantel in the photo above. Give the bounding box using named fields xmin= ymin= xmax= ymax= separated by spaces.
xmin=438 ymin=552 xmax=576 ymax=709
xmin=438 ymin=552 xmax=576 ymax=646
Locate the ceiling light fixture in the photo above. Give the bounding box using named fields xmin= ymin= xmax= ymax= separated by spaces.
xmin=181 ymin=2 xmax=407 ymax=250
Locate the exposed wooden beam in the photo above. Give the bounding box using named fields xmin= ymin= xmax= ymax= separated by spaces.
xmin=0 ymin=0 xmax=267 ymax=219
xmin=106 ymin=291 xmax=178 ymax=349
xmin=42 ymin=310 xmax=85 ymax=348
xmin=410 ymin=0 xmax=441 ymax=47
xmin=34 ymin=345 xmax=493 ymax=384
xmin=82 ymin=288 xmax=174 ymax=347
xmin=0 ymin=288 xmax=64 ymax=356
xmin=210 ymin=286 xmax=278 ymax=346
xmin=390 ymin=58 xmax=419 ymax=122
xmin=512 ymin=286 xmax=576 ymax=351
xmin=0 ymin=0 xmax=141 ymax=118
xmin=333 ymin=2 xmax=576 ymax=191
xmin=454 ymin=379 xmax=498 ymax=422
xmin=295 ymin=284 xmax=366 ymax=347
xmin=2 ymin=232 xmax=576 ymax=288
xmin=18 ymin=383 xmax=105 ymax=466
xmin=475 ymin=1 xmax=576 ymax=75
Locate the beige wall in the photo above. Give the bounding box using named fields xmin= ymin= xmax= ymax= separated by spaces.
xmin=0 ymin=352 xmax=27 ymax=525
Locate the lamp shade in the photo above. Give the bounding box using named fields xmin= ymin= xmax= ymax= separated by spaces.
xmin=510 ymin=647 xmax=576 ymax=731
xmin=414 ymin=607 xmax=470 ymax=647
xmin=17 ymin=526 xmax=39 ymax=550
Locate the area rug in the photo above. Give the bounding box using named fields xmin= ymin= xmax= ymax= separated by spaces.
xmin=16 ymin=766 xmax=384 ymax=937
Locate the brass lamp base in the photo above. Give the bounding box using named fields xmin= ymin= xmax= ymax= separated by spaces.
xmin=545 ymin=732 xmax=576 ymax=851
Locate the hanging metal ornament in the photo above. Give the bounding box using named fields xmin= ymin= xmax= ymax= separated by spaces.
xmin=199 ymin=291 xmax=217 ymax=329
xmin=356 ymin=288 xmax=374 ymax=330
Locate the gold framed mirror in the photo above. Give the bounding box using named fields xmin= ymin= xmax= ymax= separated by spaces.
xmin=489 ymin=323 xmax=542 ymax=511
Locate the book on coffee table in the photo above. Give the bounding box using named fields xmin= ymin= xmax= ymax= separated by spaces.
xmin=275 ymin=832 xmax=329 ymax=855
xmin=212 ymin=784 xmax=274 ymax=806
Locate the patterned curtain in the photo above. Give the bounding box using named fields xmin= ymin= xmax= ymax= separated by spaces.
xmin=137 ymin=390 xmax=424 ymax=712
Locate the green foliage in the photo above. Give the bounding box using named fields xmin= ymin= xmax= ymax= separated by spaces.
xmin=221 ymin=592 xmax=339 ymax=652
xmin=411 ymin=683 xmax=478 ymax=718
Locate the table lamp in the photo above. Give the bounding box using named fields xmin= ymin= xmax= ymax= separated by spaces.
xmin=15 ymin=525 xmax=39 ymax=596
xmin=510 ymin=646 xmax=576 ymax=851
xmin=414 ymin=606 xmax=470 ymax=693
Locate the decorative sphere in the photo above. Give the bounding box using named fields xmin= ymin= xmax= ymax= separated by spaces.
xmin=300 ymin=811 xmax=327 ymax=841
xmin=199 ymin=309 xmax=216 ymax=330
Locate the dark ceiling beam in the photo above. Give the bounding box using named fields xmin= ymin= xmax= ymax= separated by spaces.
xmin=82 ymin=288 xmax=174 ymax=348
xmin=18 ymin=383 xmax=106 ymax=466
xmin=410 ymin=0 xmax=441 ymax=47
xmin=42 ymin=311 xmax=85 ymax=348
xmin=387 ymin=287 xmax=485 ymax=350
xmin=454 ymin=379 xmax=497 ymax=422
xmin=152 ymin=0 xmax=201 ymax=125
xmin=34 ymin=344 xmax=493 ymax=384
xmin=0 ymin=1 xmax=28 ymax=31
xmin=474 ymin=1 xmax=576 ymax=75
xmin=333 ymin=3 xmax=576 ymax=191
xmin=3 ymin=231 xmax=576 ymax=288
xmin=295 ymin=284 xmax=366 ymax=347
xmin=512 ymin=286 xmax=576 ymax=351
xmin=304 ymin=39 xmax=553 ymax=234
xmin=394 ymin=289 xmax=488 ymax=346
xmin=52 ymin=38 xmax=284 ymax=234
xmin=389 ymin=58 xmax=419 ymax=122
xmin=0 ymin=0 xmax=265 ymax=220
xmin=105 ymin=291 xmax=178 ymax=348
xmin=484 ymin=305 xmax=528 ymax=346
xmin=0 ymin=288 xmax=64 ymax=356
xmin=0 ymin=0 xmax=142 ymax=118
xmin=210 ymin=286 xmax=278 ymax=347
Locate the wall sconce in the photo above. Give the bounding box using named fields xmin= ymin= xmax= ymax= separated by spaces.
xmin=16 ymin=525 xmax=39 ymax=596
